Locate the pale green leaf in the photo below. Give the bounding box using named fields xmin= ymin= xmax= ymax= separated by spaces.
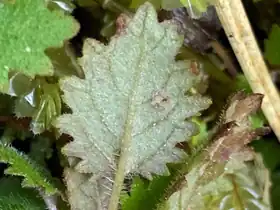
xmin=159 ymin=92 xmax=270 ymax=210
xmin=63 ymin=168 xmax=112 ymax=210
xmin=0 ymin=0 xmax=78 ymax=91
xmin=55 ymin=2 xmax=211 ymax=209
xmin=162 ymin=160 xmax=270 ymax=210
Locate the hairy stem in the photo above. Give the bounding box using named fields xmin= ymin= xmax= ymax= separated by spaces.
xmin=214 ymin=0 xmax=280 ymax=141
xmin=108 ymin=119 xmax=133 ymax=210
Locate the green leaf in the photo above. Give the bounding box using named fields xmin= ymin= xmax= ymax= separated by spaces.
xmin=55 ymin=2 xmax=211 ymax=209
xmin=161 ymin=0 xmax=183 ymax=10
xmin=233 ymin=74 xmax=252 ymax=93
xmin=0 ymin=177 xmax=46 ymax=210
xmin=191 ymin=117 xmax=208 ymax=147
xmin=0 ymin=143 xmax=57 ymax=195
xmin=180 ymin=0 xmax=212 ymax=17
xmin=121 ymin=175 xmax=172 ymax=210
xmin=121 ymin=177 xmax=149 ymax=210
xmin=264 ymin=24 xmax=280 ymax=65
xmin=130 ymin=0 xmax=183 ymax=10
xmin=0 ymin=0 xmax=78 ymax=91
xmin=130 ymin=0 xmax=161 ymax=9
xmin=13 ymin=75 xmax=62 ymax=134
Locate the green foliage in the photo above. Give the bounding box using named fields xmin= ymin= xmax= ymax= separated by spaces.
xmin=55 ymin=2 xmax=211 ymax=209
xmin=130 ymin=0 xmax=183 ymax=9
xmin=180 ymin=0 xmax=212 ymax=17
xmin=130 ymin=0 xmax=161 ymax=8
xmin=233 ymin=74 xmax=252 ymax=93
xmin=0 ymin=0 xmax=78 ymax=91
xmin=0 ymin=143 xmax=57 ymax=195
xmin=0 ymin=0 xmax=279 ymax=209
xmin=0 ymin=177 xmax=46 ymax=210
xmin=129 ymin=0 xmax=212 ymax=12
xmin=265 ymin=24 xmax=280 ymax=65
xmin=161 ymin=160 xmax=270 ymax=210
xmin=121 ymin=175 xmax=172 ymax=210
xmin=191 ymin=117 xmax=208 ymax=147
xmin=11 ymin=73 xmax=62 ymax=134
xmin=253 ymin=139 xmax=280 ymax=209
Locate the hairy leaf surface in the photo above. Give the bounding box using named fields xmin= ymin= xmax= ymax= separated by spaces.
xmin=162 ymin=162 xmax=270 ymax=210
xmin=56 ymin=2 xmax=211 ymax=209
xmin=0 ymin=0 xmax=78 ymax=91
xmin=159 ymin=92 xmax=271 ymax=210
xmin=0 ymin=143 xmax=57 ymax=195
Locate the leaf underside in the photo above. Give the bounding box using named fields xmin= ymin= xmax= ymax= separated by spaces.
xmin=56 ymin=2 xmax=211 ymax=209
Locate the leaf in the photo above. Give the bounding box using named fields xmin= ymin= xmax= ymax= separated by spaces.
xmin=55 ymin=2 xmax=211 ymax=209
xmin=130 ymin=0 xmax=161 ymax=8
xmin=161 ymin=0 xmax=184 ymax=10
xmin=130 ymin=0 xmax=183 ymax=10
xmin=63 ymin=168 xmax=107 ymax=210
xmin=158 ymin=92 xmax=270 ymax=210
xmin=121 ymin=177 xmax=149 ymax=210
xmin=180 ymin=0 xmax=212 ymax=18
xmin=0 ymin=0 xmax=78 ymax=91
xmin=0 ymin=177 xmax=46 ymax=210
xmin=252 ymin=139 xmax=280 ymax=209
xmin=264 ymin=24 xmax=280 ymax=65
xmin=121 ymin=174 xmax=173 ymax=210
xmin=12 ymin=75 xmax=62 ymax=134
xmin=233 ymin=74 xmax=252 ymax=93
xmin=190 ymin=117 xmax=208 ymax=147
xmin=0 ymin=143 xmax=57 ymax=195
xmin=162 ymin=163 xmax=270 ymax=210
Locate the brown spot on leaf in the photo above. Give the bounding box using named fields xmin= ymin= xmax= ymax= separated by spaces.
xmin=207 ymin=92 xmax=269 ymax=163
xmin=190 ymin=60 xmax=200 ymax=75
xmin=151 ymin=90 xmax=171 ymax=110
xmin=115 ymin=14 xmax=130 ymax=36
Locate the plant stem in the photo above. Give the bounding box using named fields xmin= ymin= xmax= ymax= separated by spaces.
xmin=108 ymin=108 xmax=135 ymax=210
xmin=214 ymin=0 xmax=280 ymax=141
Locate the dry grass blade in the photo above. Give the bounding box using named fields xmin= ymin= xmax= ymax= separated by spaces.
xmin=214 ymin=0 xmax=280 ymax=141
